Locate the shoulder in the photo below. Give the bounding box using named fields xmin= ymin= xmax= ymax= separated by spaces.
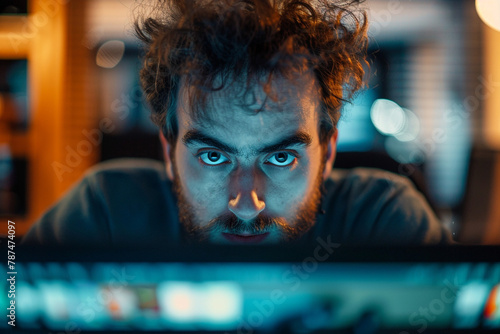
xmin=323 ymin=167 xmax=416 ymax=209
xmin=81 ymin=158 xmax=170 ymax=194
xmin=326 ymin=167 xmax=413 ymax=190
xmin=84 ymin=158 xmax=167 ymax=181
xmin=22 ymin=158 xmax=178 ymax=246
xmin=324 ymin=167 xmax=418 ymax=216
xmin=319 ymin=168 xmax=447 ymax=244
xmin=82 ymin=158 xmax=175 ymax=215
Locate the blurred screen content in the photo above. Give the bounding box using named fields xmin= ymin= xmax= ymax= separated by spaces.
xmin=2 ymin=261 xmax=500 ymax=332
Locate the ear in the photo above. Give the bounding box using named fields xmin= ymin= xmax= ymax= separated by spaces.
xmin=159 ymin=131 xmax=175 ymax=181
xmin=322 ymin=129 xmax=338 ymax=180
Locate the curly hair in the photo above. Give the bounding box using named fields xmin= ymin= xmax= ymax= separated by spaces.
xmin=134 ymin=0 xmax=368 ymax=146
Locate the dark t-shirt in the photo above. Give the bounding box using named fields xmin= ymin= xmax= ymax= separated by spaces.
xmin=22 ymin=159 xmax=454 ymax=246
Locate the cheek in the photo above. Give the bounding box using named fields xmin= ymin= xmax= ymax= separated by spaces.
xmin=266 ymin=164 xmax=315 ymax=213
xmin=177 ymin=151 xmax=229 ymax=217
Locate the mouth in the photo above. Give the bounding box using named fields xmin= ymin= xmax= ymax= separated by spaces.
xmin=221 ymin=232 xmax=270 ymax=244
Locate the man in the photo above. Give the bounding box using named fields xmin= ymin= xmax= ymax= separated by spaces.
xmin=22 ymin=0 xmax=453 ymax=246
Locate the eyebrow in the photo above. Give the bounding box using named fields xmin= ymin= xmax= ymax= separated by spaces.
xmin=182 ymin=129 xmax=312 ymax=155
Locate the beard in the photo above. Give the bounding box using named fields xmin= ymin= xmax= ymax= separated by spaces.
xmin=170 ymin=148 xmax=326 ymax=244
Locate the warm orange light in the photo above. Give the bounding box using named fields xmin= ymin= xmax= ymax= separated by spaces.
xmin=0 ymin=93 xmax=3 ymax=119
xmin=482 ymin=22 xmax=500 ymax=150
xmin=484 ymin=285 xmax=498 ymax=319
xmin=476 ymin=0 xmax=500 ymax=32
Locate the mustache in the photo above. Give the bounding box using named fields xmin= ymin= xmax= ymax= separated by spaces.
xmin=203 ymin=214 xmax=292 ymax=235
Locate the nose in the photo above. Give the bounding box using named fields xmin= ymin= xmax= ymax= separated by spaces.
xmin=228 ymin=168 xmax=266 ymax=221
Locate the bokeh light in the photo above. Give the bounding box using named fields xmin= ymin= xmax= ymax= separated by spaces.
xmin=370 ymin=99 xmax=406 ymax=136
xmin=96 ymin=40 xmax=125 ymax=69
xmin=476 ymin=0 xmax=500 ymax=32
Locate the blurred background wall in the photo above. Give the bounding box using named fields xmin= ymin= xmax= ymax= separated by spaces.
xmin=0 ymin=0 xmax=499 ymax=243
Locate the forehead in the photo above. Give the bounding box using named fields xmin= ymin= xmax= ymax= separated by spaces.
xmin=176 ymin=73 xmax=322 ymax=143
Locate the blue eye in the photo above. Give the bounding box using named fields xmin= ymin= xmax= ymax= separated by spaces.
xmin=267 ymin=152 xmax=296 ymax=167
xmin=199 ymin=151 xmax=230 ymax=166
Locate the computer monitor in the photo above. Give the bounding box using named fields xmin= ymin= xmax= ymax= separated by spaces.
xmin=4 ymin=245 xmax=500 ymax=333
